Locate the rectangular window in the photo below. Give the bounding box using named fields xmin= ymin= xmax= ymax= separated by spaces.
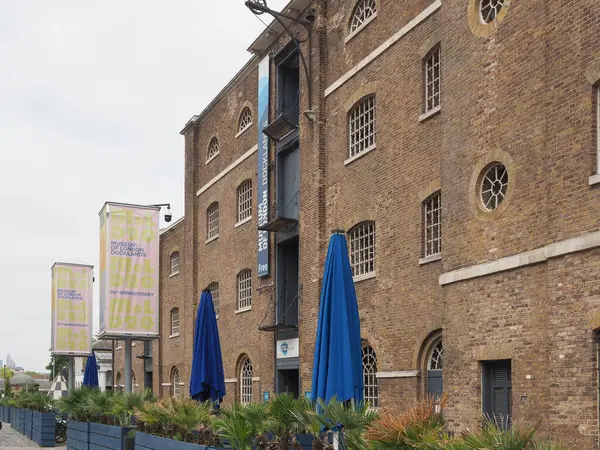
xmin=237 ymin=181 xmax=253 ymax=223
xmin=207 ymin=203 xmax=219 ymax=240
xmin=423 ymin=192 xmax=442 ymax=257
xmin=170 ymin=252 xmax=180 ymax=275
xmin=349 ymin=96 xmax=376 ymax=159
xmin=237 ymin=270 xmax=252 ymax=310
xmin=348 ymin=222 xmax=376 ymax=279
xmin=482 ymin=360 xmax=512 ymax=429
xmin=424 ymin=47 xmax=441 ymax=112
xmin=171 ymin=309 xmax=180 ymax=336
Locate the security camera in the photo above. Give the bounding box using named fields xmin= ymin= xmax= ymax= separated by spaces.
xmin=164 ymin=206 xmax=172 ymax=223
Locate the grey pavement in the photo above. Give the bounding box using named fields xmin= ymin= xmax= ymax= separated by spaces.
xmin=0 ymin=423 xmax=39 ymax=449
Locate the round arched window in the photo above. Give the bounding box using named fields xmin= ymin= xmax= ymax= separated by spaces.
xmin=480 ymin=0 xmax=504 ymax=23
xmin=480 ymin=163 xmax=508 ymax=211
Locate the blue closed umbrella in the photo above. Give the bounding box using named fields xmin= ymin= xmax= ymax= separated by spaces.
xmin=311 ymin=231 xmax=364 ymax=405
xmin=82 ymin=351 xmax=99 ymax=388
xmin=190 ymin=290 xmax=226 ymax=403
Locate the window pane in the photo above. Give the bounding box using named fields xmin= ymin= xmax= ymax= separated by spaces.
xmin=348 ymin=96 xmax=376 ymax=158
xmin=348 ymin=222 xmax=376 ymax=278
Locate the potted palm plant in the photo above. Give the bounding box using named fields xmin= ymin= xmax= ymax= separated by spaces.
xmin=58 ymin=387 xmax=95 ymax=450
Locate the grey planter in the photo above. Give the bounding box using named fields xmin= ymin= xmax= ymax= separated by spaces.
xmin=67 ymin=420 xmax=90 ymax=450
xmin=134 ymin=432 xmax=224 ymax=450
xmin=89 ymin=423 xmax=133 ymax=450
xmin=16 ymin=408 xmax=25 ymax=433
xmin=295 ymin=433 xmax=334 ymax=450
xmin=32 ymin=411 xmax=56 ymax=447
xmin=24 ymin=408 xmax=33 ymax=439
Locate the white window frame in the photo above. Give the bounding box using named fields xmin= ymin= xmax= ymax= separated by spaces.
xmin=236 ymin=180 xmax=253 ymax=225
xmin=206 ymin=137 xmax=220 ymax=164
xmin=362 ymin=345 xmax=379 ymax=408
xmin=347 ymin=95 xmax=376 ymax=163
xmin=131 ymin=372 xmax=137 ymax=392
xmin=170 ymin=308 xmax=180 ymax=337
xmin=348 ymin=222 xmax=376 ymax=281
xmin=240 ymin=358 xmax=253 ymax=405
xmin=421 ymin=45 xmax=441 ymax=120
xmin=237 ymin=107 xmax=253 ymax=137
xmin=170 ymin=251 xmax=180 ymax=276
xmin=349 ymin=0 xmax=378 ymax=35
xmin=237 ymin=269 xmax=252 ymax=311
xmin=428 ymin=339 xmax=444 ymax=371
xmin=207 ymin=282 xmax=219 ymax=318
xmin=422 ymin=191 xmax=442 ymax=259
xmin=171 ymin=367 xmax=181 ymax=397
xmin=480 ymin=0 xmax=504 ymax=23
xmin=207 ymin=202 xmax=220 ymax=242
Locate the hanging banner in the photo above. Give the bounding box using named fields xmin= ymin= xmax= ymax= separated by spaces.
xmin=51 ymin=263 xmax=93 ymax=356
xmin=98 ymin=202 xmax=160 ymax=338
xmin=257 ymin=55 xmax=270 ymax=277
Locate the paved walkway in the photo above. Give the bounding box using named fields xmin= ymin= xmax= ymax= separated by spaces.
xmin=0 ymin=423 xmax=39 ymax=449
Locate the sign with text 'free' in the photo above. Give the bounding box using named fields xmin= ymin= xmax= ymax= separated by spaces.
xmin=51 ymin=263 xmax=93 ymax=355
xmin=99 ymin=202 xmax=159 ymax=337
xmin=257 ymin=55 xmax=270 ymax=277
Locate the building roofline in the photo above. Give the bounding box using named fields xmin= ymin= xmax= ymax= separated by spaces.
xmin=179 ymin=56 xmax=258 ymax=136
xmin=159 ymin=216 xmax=185 ymax=235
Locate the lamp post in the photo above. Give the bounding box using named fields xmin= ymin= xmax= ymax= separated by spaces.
xmin=245 ymin=0 xmax=316 ymax=119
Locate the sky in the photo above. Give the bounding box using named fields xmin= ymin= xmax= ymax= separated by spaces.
xmin=0 ymin=0 xmax=288 ymax=372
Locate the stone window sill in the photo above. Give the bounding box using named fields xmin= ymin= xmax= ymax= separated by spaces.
xmin=235 ymin=306 xmax=252 ymax=314
xmin=344 ymin=144 xmax=377 ymax=166
xmin=345 ymin=12 xmax=378 ymax=44
xmin=589 ymin=173 xmax=600 ymax=186
xmin=205 ymin=153 xmax=219 ymax=165
xmin=169 ymin=271 xmax=179 ymax=278
xmin=419 ymin=254 xmax=442 ymax=265
xmin=169 ymin=333 xmax=180 ymax=339
xmin=419 ymin=105 xmax=441 ymax=122
xmin=235 ymin=125 xmax=252 ymax=139
xmin=235 ymin=216 xmax=252 ymax=228
xmin=353 ymin=272 xmax=376 ymax=283
xmin=205 ymin=235 xmax=219 ymax=245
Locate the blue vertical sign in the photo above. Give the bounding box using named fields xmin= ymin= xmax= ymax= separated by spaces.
xmin=257 ymin=56 xmax=270 ymax=277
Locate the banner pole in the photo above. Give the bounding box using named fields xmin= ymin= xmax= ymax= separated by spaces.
xmin=125 ymin=338 xmax=132 ymax=393
xmin=67 ymin=356 xmax=74 ymax=391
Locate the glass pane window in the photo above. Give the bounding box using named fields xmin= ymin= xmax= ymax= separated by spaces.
xmin=348 ymin=222 xmax=376 ymax=278
xmin=172 ymin=367 xmax=181 ymax=397
xmin=350 ymin=0 xmax=377 ymax=32
xmin=237 ymin=270 xmax=252 ymax=310
xmin=207 ymin=202 xmax=220 ymax=240
xmin=480 ymin=0 xmax=504 ymax=23
xmin=428 ymin=340 xmax=444 ymax=371
xmin=480 ymin=164 xmax=508 ymax=211
xmin=207 ymin=282 xmax=219 ymax=317
xmin=424 ymin=47 xmax=441 ymax=112
xmin=362 ymin=346 xmax=379 ymax=407
xmin=423 ymin=192 xmax=442 ymax=257
xmin=349 ymin=96 xmax=376 ymax=159
xmin=207 ymin=137 xmax=219 ymax=161
xmin=237 ymin=180 xmax=253 ymax=223
xmin=239 ymin=108 xmax=253 ymax=133
xmin=170 ymin=251 xmax=180 ymax=275
xmin=240 ymin=358 xmax=253 ymax=405
xmin=171 ymin=308 xmax=180 ymax=335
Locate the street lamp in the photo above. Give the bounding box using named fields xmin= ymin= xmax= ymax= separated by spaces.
xmin=150 ymin=203 xmax=172 ymax=222
xmin=245 ymin=0 xmax=316 ymax=120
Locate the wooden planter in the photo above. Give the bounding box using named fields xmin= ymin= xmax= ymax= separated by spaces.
xmin=67 ymin=420 xmax=90 ymax=450
xmin=135 ymin=432 xmax=225 ymax=450
xmin=31 ymin=411 xmax=56 ymax=447
xmin=15 ymin=408 xmax=25 ymax=433
xmin=89 ymin=423 xmax=133 ymax=450
xmin=295 ymin=433 xmax=334 ymax=450
xmin=24 ymin=408 xmax=33 ymax=439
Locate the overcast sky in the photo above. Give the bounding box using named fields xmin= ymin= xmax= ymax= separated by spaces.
xmin=0 ymin=0 xmax=288 ymax=372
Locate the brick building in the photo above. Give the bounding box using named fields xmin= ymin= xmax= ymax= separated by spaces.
xmin=112 ymin=0 xmax=600 ymax=446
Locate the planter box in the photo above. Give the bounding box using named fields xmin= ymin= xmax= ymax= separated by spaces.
xmin=24 ymin=408 xmax=33 ymax=439
xmin=32 ymin=411 xmax=56 ymax=447
xmin=15 ymin=408 xmax=25 ymax=433
xmin=89 ymin=423 xmax=133 ymax=450
xmin=295 ymin=433 xmax=334 ymax=450
xmin=135 ymin=432 xmax=224 ymax=450
xmin=68 ymin=420 xmax=90 ymax=450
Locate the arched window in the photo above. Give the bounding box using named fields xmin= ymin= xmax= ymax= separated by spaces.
xmin=131 ymin=372 xmax=137 ymax=392
xmin=240 ymin=357 xmax=253 ymax=405
xmin=237 ymin=269 xmax=252 ymax=310
xmin=207 ymin=282 xmax=220 ymax=317
xmin=348 ymin=221 xmax=376 ymax=279
xmin=349 ymin=0 xmax=377 ymax=33
xmin=427 ymin=338 xmax=443 ymax=398
xmin=115 ymin=372 xmax=122 ymax=393
xmin=207 ymin=202 xmax=220 ymax=241
xmin=170 ymin=251 xmax=180 ymax=276
xmin=171 ymin=307 xmax=180 ymax=336
xmin=348 ymin=95 xmax=376 ymax=159
xmin=207 ymin=137 xmax=219 ymax=162
xmin=237 ymin=180 xmax=253 ymax=224
xmin=171 ymin=367 xmax=181 ymax=397
xmin=238 ymin=107 xmax=253 ymax=133
xmin=362 ymin=345 xmax=379 ymax=407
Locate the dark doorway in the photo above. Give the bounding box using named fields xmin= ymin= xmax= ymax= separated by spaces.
xmin=482 ymin=359 xmax=512 ymax=429
xmin=277 ymin=369 xmax=299 ymax=398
